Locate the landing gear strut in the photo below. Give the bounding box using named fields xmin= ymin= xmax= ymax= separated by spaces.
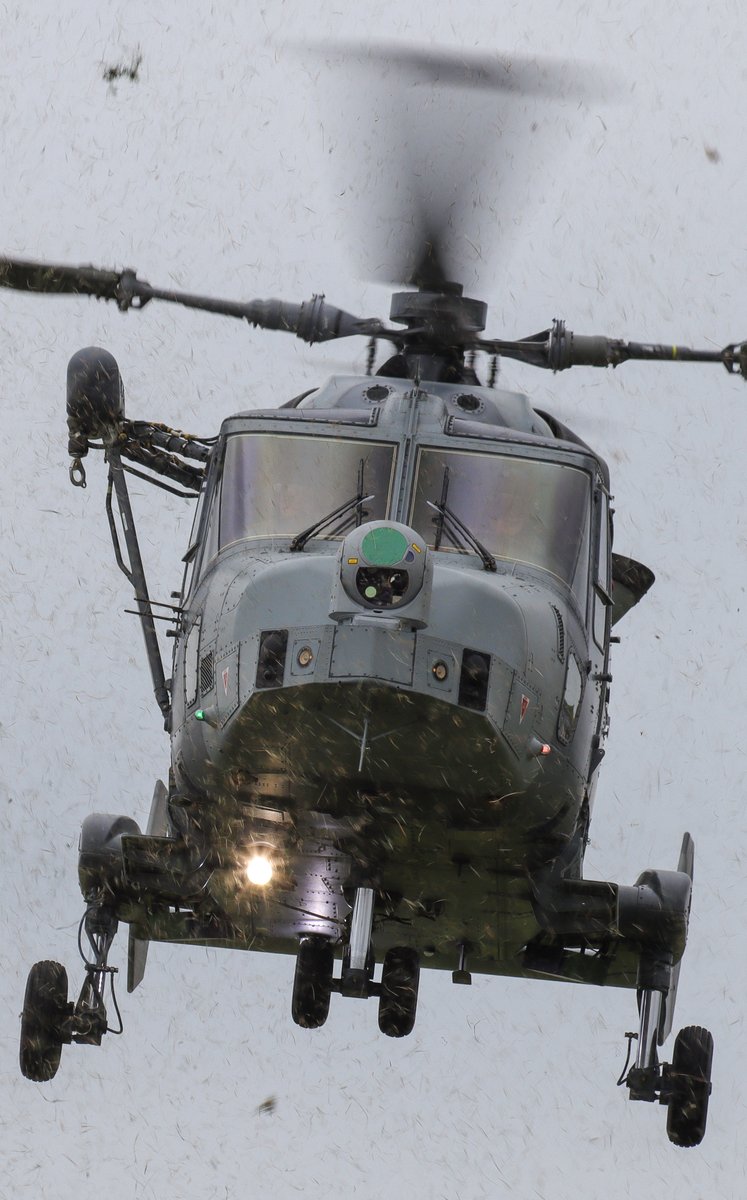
xmin=340 ymin=885 xmax=376 ymax=998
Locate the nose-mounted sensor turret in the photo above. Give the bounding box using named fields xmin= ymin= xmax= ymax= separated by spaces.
xmin=332 ymin=521 xmax=431 ymax=622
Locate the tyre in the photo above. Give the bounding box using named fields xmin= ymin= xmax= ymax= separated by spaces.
xmin=378 ymin=947 xmax=420 ymax=1038
xmin=666 ymin=1025 xmax=714 ymax=1148
xmin=291 ymin=936 xmax=334 ymax=1029
xmin=20 ymin=961 xmax=69 ymax=1082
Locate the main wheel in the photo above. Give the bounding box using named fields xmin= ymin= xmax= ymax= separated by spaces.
xmin=291 ymin=936 xmax=334 ymax=1029
xmin=666 ymin=1025 xmax=714 ymax=1147
xmin=378 ymin=947 xmax=420 ymax=1038
xmin=20 ymin=960 xmax=69 ymax=1082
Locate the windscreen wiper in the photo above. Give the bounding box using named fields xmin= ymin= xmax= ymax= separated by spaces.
xmin=427 ymin=466 xmax=496 ymax=571
xmin=290 ymin=458 xmax=374 ymax=552
xmin=290 ymin=492 xmax=374 ymax=552
xmin=426 ymin=499 xmax=496 ymax=572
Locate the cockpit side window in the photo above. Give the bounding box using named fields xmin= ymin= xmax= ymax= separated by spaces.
xmin=180 ymin=442 xmax=224 ymax=598
xmin=592 ymin=487 xmax=612 ymax=650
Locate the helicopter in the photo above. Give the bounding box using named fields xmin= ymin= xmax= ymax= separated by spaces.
xmin=6 ymin=48 xmax=741 ymax=1149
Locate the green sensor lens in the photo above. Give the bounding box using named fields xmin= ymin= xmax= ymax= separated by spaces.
xmin=361 ymin=527 xmax=408 ymax=566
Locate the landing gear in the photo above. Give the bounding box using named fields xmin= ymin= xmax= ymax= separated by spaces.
xmin=291 ymin=936 xmax=334 ymax=1029
xmin=340 ymin=885 xmax=376 ymax=997
xmin=19 ymin=960 xmax=69 ymax=1081
xmin=291 ymin=885 xmax=421 ymax=1036
xmin=623 ymin=1005 xmax=714 ymax=1147
xmin=666 ymin=1026 xmax=714 ymax=1148
xmin=378 ymin=947 xmax=420 ymax=1037
xmin=619 ymin=834 xmax=714 ymax=1146
xmin=19 ymin=905 xmax=121 ymax=1081
xmin=452 ymin=941 xmax=472 ymax=986
xmin=73 ymin=905 xmax=120 ymax=1045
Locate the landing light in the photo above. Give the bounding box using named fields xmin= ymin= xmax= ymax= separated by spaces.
xmin=246 ymin=854 xmax=274 ymax=886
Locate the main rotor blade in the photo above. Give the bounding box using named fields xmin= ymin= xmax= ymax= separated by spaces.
xmin=475 ymin=323 xmax=738 ymax=374
xmin=0 ymin=257 xmax=127 ymax=302
xmin=317 ymin=42 xmax=614 ymax=100
xmin=0 ymin=255 xmax=390 ymax=345
xmin=306 ymin=42 xmax=616 ymax=291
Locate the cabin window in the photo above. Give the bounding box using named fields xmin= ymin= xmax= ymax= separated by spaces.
xmin=184 ymin=618 xmax=201 ymax=708
xmin=409 ymin=448 xmax=591 ymax=601
xmin=558 ymin=651 xmax=584 ymax=743
xmin=217 ymin=433 xmax=396 ymax=548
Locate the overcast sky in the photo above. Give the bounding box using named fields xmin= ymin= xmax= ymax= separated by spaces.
xmin=2 ymin=3 xmax=746 ymax=1197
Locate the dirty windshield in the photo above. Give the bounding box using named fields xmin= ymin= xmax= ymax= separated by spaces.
xmin=218 ymin=433 xmax=396 ymax=548
xmin=409 ymin=448 xmax=591 ymax=599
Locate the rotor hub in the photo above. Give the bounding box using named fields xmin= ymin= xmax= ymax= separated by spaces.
xmin=389 ymin=289 xmax=487 ymax=344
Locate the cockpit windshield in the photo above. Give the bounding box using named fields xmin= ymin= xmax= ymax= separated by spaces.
xmin=216 ymin=433 xmax=397 ymax=550
xmin=409 ymin=448 xmax=591 ymax=599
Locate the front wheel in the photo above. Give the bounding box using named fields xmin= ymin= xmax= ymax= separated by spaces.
xmin=291 ymin=936 xmax=334 ymax=1029
xmin=378 ymin=947 xmax=419 ymax=1038
xmin=666 ymin=1025 xmax=714 ymax=1147
xmin=20 ymin=961 xmax=69 ymax=1082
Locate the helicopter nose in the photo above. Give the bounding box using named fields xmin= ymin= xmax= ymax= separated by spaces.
xmin=335 ymin=521 xmax=429 ymax=617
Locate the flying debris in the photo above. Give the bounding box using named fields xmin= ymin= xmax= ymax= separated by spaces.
xmin=8 ymin=45 xmax=733 ymax=1148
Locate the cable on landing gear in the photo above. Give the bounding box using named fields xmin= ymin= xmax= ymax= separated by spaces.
xmin=77 ymin=906 xmax=124 ymax=1036
xmin=616 ymin=1031 xmax=639 ymax=1086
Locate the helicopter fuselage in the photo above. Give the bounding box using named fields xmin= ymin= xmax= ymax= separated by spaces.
xmin=160 ymin=373 xmax=613 ymax=973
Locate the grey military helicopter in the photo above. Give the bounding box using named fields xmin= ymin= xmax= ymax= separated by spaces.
xmin=6 ymin=48 xmax=739 ymax=1148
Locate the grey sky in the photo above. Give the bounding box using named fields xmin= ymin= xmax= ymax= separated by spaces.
xmin=2 ymin=2 xmax=746 ymax=1196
